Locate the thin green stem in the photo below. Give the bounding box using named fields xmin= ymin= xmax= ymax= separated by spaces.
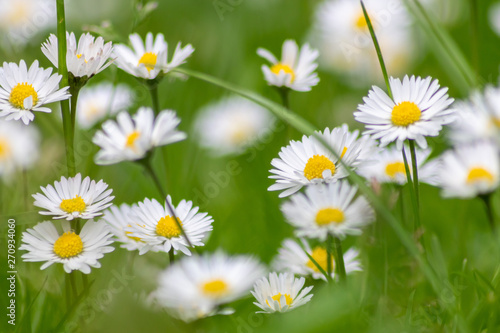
xmin=65 ymin=274 xmax=71 ymax=307
xmin=70 ymin=86 xmax=81 ymax=151
xmin=277 ymin=87 xmax=293 ymax=140
xmin=332 ymin=236 xmax=346 ymax=282
xmin=148 ymin=81 xmax=160 ymax=114
xmin=402 ymin=146 xmax=420 ymax=230
xmin=69 ymin=272 xmax=78 ymax=301
xmin=479 ymin=194 xmax=496 ymax=232
xmin=326 ymin=233 xmax=333 ymax=277
xmin=56 ymin=0 xmax=74 ymax=176
xmin=169 ymin=250 xmax=175 ymax=264
xmin=361 ymin=0 xmax=392 ymax=99
xmin=409 ymin=140 xmax=420 ymax=215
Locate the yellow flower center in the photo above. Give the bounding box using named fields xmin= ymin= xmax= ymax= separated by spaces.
xmin=201 ymin=279 xmax=228 ymax=297
xmin=53 ymin=231 xmax=84 ymax=258
xmin=9 ymin=82 xmax=38 ymax=109
xmin=466 ymin=167 xmax=494 ymax=184
xmin=266 ymin=293 xmax=293 ymax=308
xmin=385 ymin=162 xmax=406 ymax=178
xmin=125 ymin=131 xmax=141 ymax=149
xmin=306 ymin=246 xmax=333 ymax=273
xmin=304 ymin=155 xmax=336 ymax=181
xmin=138 ymin=52 xmax=157 ymax=73
xmin=0 ymin=138 xmax=11 ymax=160
xmin=270 ymin=63 xmax=296 ymax=82
xmin=60 ymin=196 xmax=86 ymax=214
xmin=391 ymin=101 xmax=421 ymax=127
xmin=315 ymin=207 xmax=345 ymax=226
xmin=355 ymin=13 xmax=368 ymax=30
xmin=155 ymin=216 xmax=183 ymax=238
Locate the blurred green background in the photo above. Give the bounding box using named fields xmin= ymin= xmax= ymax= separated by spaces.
xmin=2 ymin=0 xmax=500 ymax=332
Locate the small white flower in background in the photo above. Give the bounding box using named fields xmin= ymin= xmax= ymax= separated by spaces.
xmin=310 ymin=0 xmax=415 ymax=87
xmin=281 ymin=182 xmax=375 ymax=240
xmin=437 ymin=141 xmax=500 ymax=198
xmin=76 ymin=82 xmax=134 ymax=129
xmin=102 ymin=203 xmax=147 ymax=253
xmin=114 ymin=32 xmax=194 ymax=80
xmin=0 ymin=0 xmax=55 ymax=45
xmin=19 ymin=220 xmax=114 ymax=274
xmin=93 ymin=107 xmax=186 ymax=165
xmin=0 ymin=60 xmax=70 ymax=125
xmin=41 ymin=32 xmax=114 ymax=79
xmin=32 ymin=173 xmax=114 ymax=221
xmin=357 ymin=145 xmax=438 ymax=186
xmin=251 ymin=272 xmax=313 ymax=313
xmin=194 ymin=96 xmax=274 ymax=156
xmin=152 ymin=252 xmax=265 ymax=321
xmin=272 ymin=238 xmax=362 ymax=281
xmin=127 ymin=196 xmax=213 ymax=255
xmin=0 ymin=119 xmax=40 ymax=181
xmin=354 ymin=75 xmax=455 ymax=149
xmin=257 ymin=39 xmax=319 ymax=92
xmin=268 ymin=124 xmax=376 ymax=198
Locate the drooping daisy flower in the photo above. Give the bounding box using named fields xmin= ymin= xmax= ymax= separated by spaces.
xmin=437 ymin=141 xmax=500 ymax=198
xmin=251 ymin=272 xmax=313 ymax=313
xmin=268 ymin=125 xmax=375 ymax=198
xmin=194 ymin=96 xmax=274 ymax=156
xmin=114 ymin=32 xmax=194 ymax=80
xmin=0 ymin=60 xmax=70 ymax=125
xmin=41 ymin=32 xmax=114 ymax=79
xmin=93 ymin=107 xmax=186 ymax=165
xmin=32 ymin=173 xmax=114 ymax=221
xmin=127 ymin=196 xmax=213 ymax=255
xmin=257 ymin=40 xmax=319 ymax=92
xmin=281 ymin=182 xmax=375 ymax=240
xmin=272 ymin=238 xmax=361 ymax=281
xmin=310 ymin=0 xmax=416 ymax=87
xmin=0 ymin=119 xmax=40 ymax=181
xmin=76 ymin=82 xmax=134 ymax=129
xmin=354 ymin=75 xmax=455 ymax=149
xmin=152 ymin=252 xmax=265 ymax=319
xmin=102 ymin=203 xmax=146 ymax=252
xmin=357 ymin=145 xmax=438 ymax=185
xmin=19 ymin=219 xmax=114 ymax=274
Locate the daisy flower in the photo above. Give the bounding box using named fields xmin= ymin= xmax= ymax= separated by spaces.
xmin=194 ymin=96 xmax=274 ymax=156
xmin=257 ymin=39 xmax=319 ymax=92
xmin=354 ymin=75 xmax=455 ymax=149
xmin=127 ymin=196 xmax=213 ymax=255
xmin=268 ymin=125 xmax=375 ymax=198
xmin=19 ymin=219 xmax=114 ymax=274
xmin=93 ymin=107 xmax=186 ymax=165
xmin=437 ymin=141 xmax=500 ymax=198
xmin=76 ymin=82 xmax=134 ymax=129
xmin=32 ymin=173 xmax=114 ymax=221
xmin=152 ymin=252 xmax=265 ymax=319
xmin=0 ymin=60 xmax=70 ymax=125
xmin=251 ymin=272 xmax=313 ymax=313
xmin=114 ymin=32 xmax=194 ymax=80
xmin=357 ymin=145 xmax=438 ymax=185
xmin=102 ymin=203 xmax=146 ymax=253
xmin=272 ymin=238 xmax=361 ymax=281
xmin=0 ymin=119 xmax=40 ymax=181
xmin=41 ymin=32 xmax=114 ymax=79
xmin=281 ymin=182 xmax=375 ymax=240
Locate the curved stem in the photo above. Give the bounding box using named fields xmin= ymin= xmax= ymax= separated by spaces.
xmin=409 ymin=140 xmax=421 ymax=229
xmin=333 ymin=236 xmax=346 ymax=282
xmin=147 ymin=81 xmax=160 ymax=114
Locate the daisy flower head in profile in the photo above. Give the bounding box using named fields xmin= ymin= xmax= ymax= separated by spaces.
xmin=152 ymin=251 xmax=265 ymax=321
xmin=437 ymin=140 xmax=500 ymax=199
xmin=102 ymin=203 xmax=146 ymax=253
xmin=19 ymin=219 xmax=114 ymax=274
xmin=41 ymin=32 xmax=114 ymax=81
xmin=32 ymin=173 xmax=114 ymax=221
xmin=93 ymin=107 xmax=186 ymax=165
xmin=76 ymin=82 xmax=134 ymax=129
xmin=257 ymin=39 xmax=319 ymax=92
xmin=114 ymin=32 xmax=194 ymax=80
xmin=268 ymin=125 xmax=375 ymax=198
xmin=251 ymin=272 xmax=313 ymax=313
xmin=194 ymin=96 xmax=274 ymax=156
xmin=0 ymin=119 xmax=40 ymax=182
xmin=0 ymin=60 xmax=70 ymax=124
xmin=281 ymin=181 xmax=375 ymax=241
xmin=272 ymin=238 xmax=362 ymax=281
xmin=354 ymin=75 xmax=455 ymax=149
xmin=126 ymin=196 xmax=213 ymax=255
